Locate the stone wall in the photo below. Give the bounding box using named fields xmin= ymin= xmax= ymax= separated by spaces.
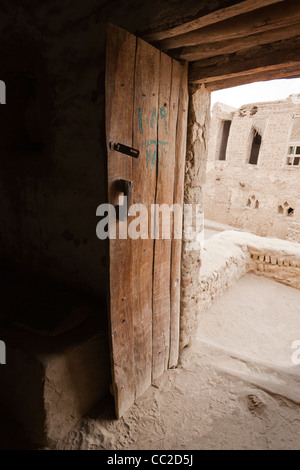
xmin=287 ymin=222 xmax=300 ymax=244
xmin=180 ymin=84 xmax=211 ymax=349
xmin=204 ymin=96 xmax=300 ymax=240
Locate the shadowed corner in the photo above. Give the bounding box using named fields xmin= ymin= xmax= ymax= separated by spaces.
xmin=0 ymin=80 xmax=5 ymax=104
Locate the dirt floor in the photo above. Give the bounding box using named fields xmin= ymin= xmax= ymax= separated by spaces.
xmin=57 ymin=274 xmax=300 ymax=450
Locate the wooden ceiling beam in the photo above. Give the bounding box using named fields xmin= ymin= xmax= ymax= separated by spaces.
xmin=142 ymin=0 xmax=284 ymax=42
xmin=189 ymin=38 xmax=300 ymax=83
xmin=172 ymin=25 xmax=300 ymax=61
xmin=206 ymin=66 xmax=300 ymax=90
xmin=155 ymin=0 xmax=300 ymax=51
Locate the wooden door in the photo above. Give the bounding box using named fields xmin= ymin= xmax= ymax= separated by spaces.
xmin=105 ymin=23 xmax=188 ymax=418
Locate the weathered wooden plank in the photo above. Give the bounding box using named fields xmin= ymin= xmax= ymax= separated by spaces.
xmin=132 ymin=38 xmax=160 ymax=399
xmin=152 ymin=52 xmax=172 ymax=381
xmin=152 ymin=54 xmax=181 ymax=380
xmin=143 ymin=0 xmax=283 ymax=42
xmin=105 ymin=23 xmax=136 ymax=418
xmin=156 ymin=0 xmax=300 ymax=51
xmin=173 ymin=23 xmax=300 ymax=61
xmin=189 ymin=38 xmax=300 ymax=83
xmin=207 ymin=65 xmax=300 ymax=91
xmin=169 ymin=62 xmax=188 ymax=368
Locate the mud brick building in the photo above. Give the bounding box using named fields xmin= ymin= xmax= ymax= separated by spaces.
xmin=204 ymin=95 xmax=300 ymax=241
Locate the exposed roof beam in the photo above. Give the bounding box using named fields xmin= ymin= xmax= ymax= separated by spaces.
xmin=172 ymin=25 xmax=300 ymax=61
xmin=189 ymin=38 xmax=300 ymax=84
xmin=156 ymin=0 xmax=300 ymax=51
xmin=143 ymin=0 xmax=284 ymax=42
xmin=206 ymin=66 xmax=300 ymax=90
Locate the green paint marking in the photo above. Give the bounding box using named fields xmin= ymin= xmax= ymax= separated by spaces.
xmin=150 ymin=107 xmax=157 ymax=129
xmin=142 ymin=140 xmax=169 ymax=147
xmin=146 ymin=148 xmax=157 ymax=169
xmin=159 ymin=147 xmax=167 ymax=170
xmin=160 ymin=106 xmax=168 ymax=135
xmin=138 ymin=106 xmax=169 ymax=170
xmin=138 ymin=107 xmax=143 ymax=135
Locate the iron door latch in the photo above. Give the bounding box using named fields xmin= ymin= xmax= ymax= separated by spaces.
xmin=110 ymin=142 xmax=139 ymax=158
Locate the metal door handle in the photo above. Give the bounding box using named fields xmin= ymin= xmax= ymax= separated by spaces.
xmin=115 ymin=179 xmax=133 ymax=221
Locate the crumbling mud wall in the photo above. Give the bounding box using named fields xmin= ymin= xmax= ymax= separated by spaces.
xmin=199 ymin=236 xmax=250 ymax=313
xmin=231 ymin=231 xmax=300 ymax=290
xmin=204 ymin=96 xmax=300 ymax=240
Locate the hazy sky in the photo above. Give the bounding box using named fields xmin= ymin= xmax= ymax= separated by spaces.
xmin=211 ymin=77 xmax=300 ymax=110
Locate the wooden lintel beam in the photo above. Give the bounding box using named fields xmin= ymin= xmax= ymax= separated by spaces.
xmin=206 ymin=66 xmax=300 ymax=90
xmin=172 ymin=25 xmax=300 ymax=61
xmin=189 ymin=39 xmax=300 ymax=83
xmin=156 ymin=0 xmax=300 ymax=51
xmin=142 ymin=0 xmax=284 ymax=42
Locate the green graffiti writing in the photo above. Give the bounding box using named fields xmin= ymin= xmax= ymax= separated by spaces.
xmin=138 ymin=106 xmax=169 ymax=170
xmin=160 ymin=106 xmax=168 ymax=135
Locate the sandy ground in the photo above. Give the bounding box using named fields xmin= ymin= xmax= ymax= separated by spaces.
xmin=58 ymin=274 xmax=300 ymax=450
xmin=197 ymin=274 xmax=300 ymax=369
xmin=204 ymin=228 xmax=219 ymax=240
xmin=204 ymin=218 xmax=247 ymax=240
